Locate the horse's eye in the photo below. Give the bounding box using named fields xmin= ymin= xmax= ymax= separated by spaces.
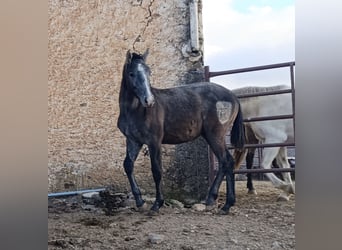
xmin=129 ymin=72 xmax=135 ymax=78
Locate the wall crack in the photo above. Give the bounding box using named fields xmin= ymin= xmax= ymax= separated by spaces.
xmin=133 ymin=0 xmax=155 ymax=50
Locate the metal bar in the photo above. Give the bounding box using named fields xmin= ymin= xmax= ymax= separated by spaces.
xmin=257 ymin=145 xmax=263 ymax=179
xmin=227 ymin=142 xmax=295 ymax=149
xmin=234 ymin=168 xmax=295 ymax=174
xmin=189 ymin=0 xmax=200 ymax=51
xmin=290 ymin=64 xmax=296 ymax=137
xmin=237 ymin=89 xmax=292 ymax=99
xmin=209 ymin=61 xmax=295 ymax=78
xmin=243 ymin=114 xmax=293 ymax=123
xmin=205 ymin=61 xmax=295 ymax=180
xmin=204 ymin=65 xmax=210 ymax=81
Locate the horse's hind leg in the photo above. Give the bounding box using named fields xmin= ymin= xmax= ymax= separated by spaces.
xmin=205 ymin=138 xmax=235 ymax=214
xmin=275 ymin=147 xmax=295 ymax=198
xmin=276 ymin=147 xmax=293 ymax=185
xmin=221 ymin=150 xmax=236 ymax=213
xmin=243 ymin=125 xmax=258 ymax=194
xmin=124 ymin=139 xmax=145 ymax=209
xmin=234 ymin=148 xmax=256 ymax=194
xmin=206 ymin=161 xmax=226 ymax=211
xmin=261 ymin=146 xmax=294 ymax=201
xmin=246 ymin=149 xmax=257 ymax=195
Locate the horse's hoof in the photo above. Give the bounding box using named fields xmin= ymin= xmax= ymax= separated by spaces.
xmin=217 ymin=209 xmax=229 ymax=215
xmin=279 ymin=183 xmax=295 ymax=194
xmin=277 ymin=193 xmax=290 ymax=202
xmin=248 ymin=189 xmax=257 ymax=195
xmin=137 ymin=202 xmax=148 ymax=212
xmin=205 ymin=204 xmax=217 ymax=212
xmin=147 ymin=209 xmax=159 ymax=216
xmin=288 ymin=184 xmax=295 ymax=194
xmin=218 ymin=205 xmax=232 ymax=215
xmin=150 ymin=200 xmax=164 ymax=212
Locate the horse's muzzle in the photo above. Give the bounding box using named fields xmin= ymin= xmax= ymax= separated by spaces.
xmin=145 ymin=95 xmax=155 ymax=107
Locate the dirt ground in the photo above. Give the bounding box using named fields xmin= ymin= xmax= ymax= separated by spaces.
xmin=48 ymin=181 xmax=295 ymax=250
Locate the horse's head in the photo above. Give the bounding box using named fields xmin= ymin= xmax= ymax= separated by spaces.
xmin=124 ymin=49 xmax=155 ymax=107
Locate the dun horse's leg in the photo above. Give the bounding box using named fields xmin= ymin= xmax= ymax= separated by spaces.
xmin=124 ymin=139 xmax=144 ymax=208
xmin=244 ymin=125 xmax=258 ymax=194
xmin=233 ymin=147 xmax=255 ymax=194
xmin=246 ymin=149 xmax=257 ymax=194
xmin=148 ymin=144 xmax=164 ymax=211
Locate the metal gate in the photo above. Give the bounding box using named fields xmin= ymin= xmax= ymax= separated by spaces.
xmin=204 ymin=62 xmax=296 ymax=184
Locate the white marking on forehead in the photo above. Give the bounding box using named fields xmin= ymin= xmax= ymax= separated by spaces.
xmin=137 ymin=63 xmax=145 ymax=72
xmin=216 ymin=101 xmax=232 ymax=124
xmin=137 ymin=63 xmax=153 ymax=97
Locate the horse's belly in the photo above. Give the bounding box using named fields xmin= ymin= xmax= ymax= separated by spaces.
xmin=162 ymin=134 xmax=200 ymax=144
xmin=162 ymin=116 xmax=202 ymax=144
xmin=162 ymin=128 xmax=201 ymax=144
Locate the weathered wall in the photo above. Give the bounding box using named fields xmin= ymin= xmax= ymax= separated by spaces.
xmin=48 ymin=0 xmax=208 ymax=201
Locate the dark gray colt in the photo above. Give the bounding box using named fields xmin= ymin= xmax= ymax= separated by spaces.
xmin=117 ymin=49 xmax=245 ymax=214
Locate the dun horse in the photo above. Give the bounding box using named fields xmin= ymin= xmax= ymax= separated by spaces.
xmin=117 ymin=50 xmax=244 ymax=214
xmin=232 ymin=85 xmax=295 ymax=201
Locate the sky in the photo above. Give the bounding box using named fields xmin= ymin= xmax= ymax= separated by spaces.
xmin=202 ymin=0 xmax=295 ymax=89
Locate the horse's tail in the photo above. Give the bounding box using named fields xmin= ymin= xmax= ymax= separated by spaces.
xmin=230 ymin=103 xmax=245 ymax=150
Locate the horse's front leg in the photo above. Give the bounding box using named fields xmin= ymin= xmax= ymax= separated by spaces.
xmin=148 ymin=144 xmax=164 ymax=211
xmin=124 ymin=139 xmax=145 ymax=208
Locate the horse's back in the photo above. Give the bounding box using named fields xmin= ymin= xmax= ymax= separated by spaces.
xmin=155 ymin=82 xmax=240 ymax=123
xmin=235 ymin=85 xmax=294 ymax=141
xmin=235 ymin=85 xmax=292 ymax=117
xmin=155 ymin=82 xmax=238 ymax=104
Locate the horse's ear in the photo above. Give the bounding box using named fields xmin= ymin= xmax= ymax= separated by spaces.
xmin=142 ymin=48 xmax=149 ymax=61
xmin=126 ymin=50 xmax=132 ymax=64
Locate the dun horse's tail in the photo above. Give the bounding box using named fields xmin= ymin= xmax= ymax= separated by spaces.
xmin=230 ymin=104 xmax=245 ymax=150
xmin=233 ymin=148 xmax=247 ymax=170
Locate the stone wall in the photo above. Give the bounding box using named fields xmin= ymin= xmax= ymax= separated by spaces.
xmin=48 ymin=0 xmax=208 ymax=201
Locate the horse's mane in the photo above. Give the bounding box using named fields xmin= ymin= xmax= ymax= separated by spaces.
xmin=123 ymin=52 xmax=145 ymax=76
xmin=131 ymin=52 xmax=144 ymax=60
xmin=232 ymin=85 xmax=288 ymax=96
